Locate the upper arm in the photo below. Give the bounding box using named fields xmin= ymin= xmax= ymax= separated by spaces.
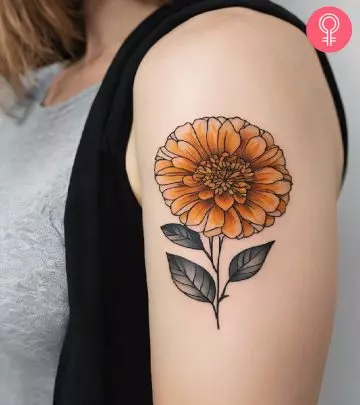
xmin=133 ymin=8 xmax=342 ymax=405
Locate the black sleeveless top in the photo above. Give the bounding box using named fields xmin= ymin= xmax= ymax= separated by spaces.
xmin=54 ymin=1 xmax=347 ymax=404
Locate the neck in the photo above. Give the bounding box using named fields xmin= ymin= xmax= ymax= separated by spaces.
xmin=84 ymin=0 xmax=160 ymax=63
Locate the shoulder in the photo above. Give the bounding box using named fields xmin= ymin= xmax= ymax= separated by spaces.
xmin=134 ymin=6 xmax=337 ymax=130
xmin=135 ymin=7 xmax=320 ymax=84
xmin=133 ymin=7 xmax=343 ymax=191
xmin=134 ymin=8 xmax=341 ymax=136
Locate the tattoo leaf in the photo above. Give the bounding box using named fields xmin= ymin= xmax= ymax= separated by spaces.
xmin=229 ymin=241 xmax=275 ymax=282
xmin=161 ymin=224 xmax=204 ymax=250
xmin=167 ymin=253 xmax=216 ymax=303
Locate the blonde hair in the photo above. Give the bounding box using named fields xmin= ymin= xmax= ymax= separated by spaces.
xmin=0 ymin=0 xmax=84 ymax=92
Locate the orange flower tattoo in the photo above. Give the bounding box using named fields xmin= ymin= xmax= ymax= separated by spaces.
xmin=155 ymin=117 xmax=292 ymax=238
xmin=155 ymin=117 xmax=293 ymax=328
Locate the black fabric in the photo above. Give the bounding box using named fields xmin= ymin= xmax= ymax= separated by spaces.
xmin=54 ymin=1 xmax=348 ymax=404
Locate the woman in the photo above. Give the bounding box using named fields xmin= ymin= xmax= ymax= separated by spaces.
xmin=0 ymin=0 xmax=347 ymax=404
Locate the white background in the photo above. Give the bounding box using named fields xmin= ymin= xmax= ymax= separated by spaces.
xmin=275 ymin=1 xmax=359 ymax=404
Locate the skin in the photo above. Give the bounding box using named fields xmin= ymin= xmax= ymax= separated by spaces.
xmin=45 ymin=2 xmax=343 ymax=405
xmin=44 ymin=0 xmax=159 ymax=108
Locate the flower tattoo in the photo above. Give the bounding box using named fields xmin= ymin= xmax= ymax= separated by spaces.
xmin=155 ymin=116 xmax=293 ymax=328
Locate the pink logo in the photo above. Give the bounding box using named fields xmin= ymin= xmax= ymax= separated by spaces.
xmin=306 ymin=6 xmax=352 ymax=53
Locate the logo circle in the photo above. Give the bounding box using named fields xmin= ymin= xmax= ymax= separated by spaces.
xmin=307 ymin=6 xmax=352 ymax=53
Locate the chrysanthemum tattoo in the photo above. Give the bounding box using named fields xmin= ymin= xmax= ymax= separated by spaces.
xmin=155 ymin=116 xmax=293 ymax=329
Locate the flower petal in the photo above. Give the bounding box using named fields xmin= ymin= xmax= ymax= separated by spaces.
xmin=276 ymin=199 xmax=286 ymax=214
xmin=214 ymin=193 xmax=235 ymax=211
xmin=251 ymin=146 xmax=277 ymax=165
xmin=262 ymin=131 xmax=274 ymax=147
xmin=236 ymin=125 xmax=261 ymax=156
xmin=206 ymin=117 xmax=222 ymax=154
xmin=273 ymin=164 xmax=289 ymax=175
xmin=251 ymin=147 xmax=285 ymax=169
xmin=157 ymin=146 xmax=176 ymax=160
xmin=281 ymin=194 xmax=290 ymax=204
xmin=252 ymin=180 xmax=292 ymax=195
xmin=155 ymin=159 xmax=172 ymax=174
xmin=225 ymin=133 xmax=241 ymax=155
xmin=159 ymin=182 xmax=183 ymax=192
xmin=235 ymin=201 xmax=266 ymax=225
xmin=157 ymin=167 xmax=192 ymax=176
xmin=192 ymin=119 xmax=211 ymax=155
xmin=240 ymin=218 xmax=255 ymax=237
xmin=172 ymin=157 xmax=197 ymax=172
xmin=244 ymin=137 xmax=266 ymax=161
xmin=234 ymin=186 xmax=248 ymax=195
xmin=247 ymin=191 xmax=280 ymax=213
xmin=163 ymin=185 xmax=205 ymax=200
xmin=199 ymin=189 xmax=214 ymax=200
xmin=187 ymin=213 xmax=209 ymax=233
xmin=218 ymin=120 xmax=240 ymax=154
xmin=178 ymin=140 xmax=203 ymax=163
xmin=265 ymin=215 xmax=275 ymax=227
xmin=222 ymin=208 xmax=242 ymax=238
xmin=174 ymin=123 xmax=208 ymax=159
xmin=183 ymin=176 xmax=201 ymax=187
xmin=234 ymin=194 xmax=246 ymax=204
xmin=156 ymin=174 xmax=185 ymax=185
xmin=186 ymin=200 xmax=213 ymax=226
xmin=165 ymin=139 xmax=202 ymax=163
xmin=252 ymin=167 xmax=283 ymax=184
xmin=230 ymin=117 xmax=247 ymax=132
xmin=240 ymin=125 xmax=261 ymax=142
xmin=171 ymin=193 xmax=199 ymax=215
xmin=204 ymin=205 xmax=225 ymax=236
xmin=253 ymin=223 xmax=264 ymax=232
xmin=180 ymin=212 xmax=188 ymax=224
xmin=204 ymin=228 xmax=222 ymax=237
xmin=268 ymin=210 xmax=282 ymax=217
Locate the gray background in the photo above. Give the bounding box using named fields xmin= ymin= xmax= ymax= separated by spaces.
xmin=275 ymin=1 xmax=359 ymax=404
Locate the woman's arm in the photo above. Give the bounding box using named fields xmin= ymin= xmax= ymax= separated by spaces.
xmin=133 ymin=8 xmax=343 ymax=405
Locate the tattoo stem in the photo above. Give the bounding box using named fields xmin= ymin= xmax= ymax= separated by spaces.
xmin=209 ymin=236 xmax=214 ymax=262
xmin=219 ymin=280 xmax=230 ymax=302
xmin=203 ymin=236 xmax=224 ymax=329
xmin=216 ymin=267 xmax=220 ymax=329
xmin=203 ymin=237 xmax=217 ymax=274
xmin=212 ymin=303 xmax=217 ymax=324
xmin=215 ymin=236 xmax=224 ymax=329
